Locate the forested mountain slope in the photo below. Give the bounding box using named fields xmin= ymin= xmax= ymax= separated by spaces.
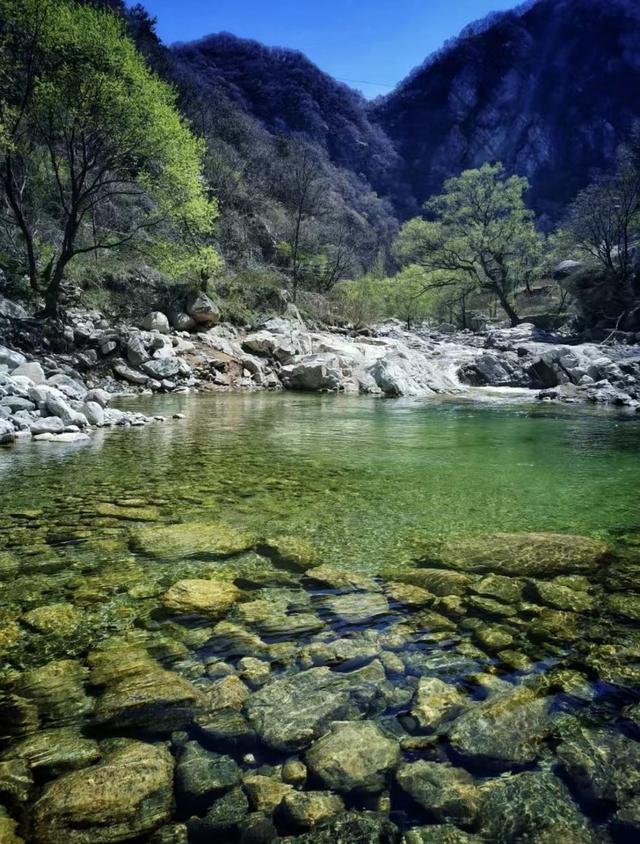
xmin=373 ymin=0 xmax=640 ymax=222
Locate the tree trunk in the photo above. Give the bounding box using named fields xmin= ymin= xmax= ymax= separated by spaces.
xmin=494 ymin=285 xmax=520 ymax=327
xmin=43 ymin=261 xmax=67 ymax=318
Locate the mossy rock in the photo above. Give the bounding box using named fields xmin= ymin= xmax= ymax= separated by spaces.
xmin=131 ymin=522 xmax=255 ymax=560
xmin=414 ymin=533 xmax=610 ymax=576
xmin=22 ymin=603 xmax=82 ymax=637
xmin=3 ymin=727 xmax=100 ymax=775
xmin=32 ymin=741 xmax=174 ymax=844
xmin=94 ymin=503 xmax=161 ymax=522
xmin=257 ymin=536 xmax=322 ymax=571
xmin=163 ymin=579 xmax=243 ymax=618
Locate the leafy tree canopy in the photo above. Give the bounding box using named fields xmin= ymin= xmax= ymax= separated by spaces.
xmin=0 ymin=0 xmax=217 ymax=313
xmin=395 ymin=163 xmax=543 ymax=326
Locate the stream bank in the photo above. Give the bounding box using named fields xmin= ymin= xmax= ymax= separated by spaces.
xmin=1 ymin=294 xmax=640 ymax=445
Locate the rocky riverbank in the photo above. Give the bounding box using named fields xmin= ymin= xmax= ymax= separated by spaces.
xmin=1 ymin=292 xmax=640 ymax=445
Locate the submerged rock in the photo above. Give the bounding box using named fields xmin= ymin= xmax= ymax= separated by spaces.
xmin=32 ymin=741 xmax=174 ymax=843
xmin=411 ymin=677 xmax=467 ymax=731
xmin=281 ymin=811 xmax=398 ymax=843
xmin=396 ymin=760 xmax=480 ymax=825
xmin=0 ymin=807 xmax=22 ymax=844
xmin=187 ymin=786 xmax=248 ymax=840
xmin=162 ymin=579 xmax=242 ymax=617
xmin=448 ymin=686 xmax=553 ymax=769
xmin=556 ymin=729 xmax=640 ymax=804
xmin=175 ymin=741 xmax=240 ymax=810
xmin=93 ymin=658 xmax=203 ymax=732
xmin=3 ymin=728 xmax=99 ymax=775
xmin=478 ymin=770 xmax=595 ymax=843
xmin=305 ymin=721 xmax=400 ymax=794
xmin=415 ymin=533 xmax=609 ymax=576
xmin=280 ymin=789 xmax=345 ymax=830
xmin=131 ymin=521 xmax=254 ymax=559
xmin=324 ymin=592 xmax=391 ymax=624
xmin=390 ymin=568 xmax=474 ymax=597
xmin=15 ymin=660 xmax=93 ymax=727
xmin=246 ymin=662 xmax=388 ymax=751
xmin=403 ymin=827 xmax=482 ymax=844
xmin=242 ymin=774 xmax=293 ymax=813
xmin=258 ymin=535 xmax=321 ymax=571
xmin=22 ymin=603 xmax=82 ymax=637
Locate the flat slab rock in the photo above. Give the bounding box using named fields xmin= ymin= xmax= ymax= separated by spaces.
xmin=246 ymin=662 xmax=388 ymax=751
xmin=415 ymin=532 xmax=609 ymax=576
xmin=131 ymin=521 xmax=255 ymax=559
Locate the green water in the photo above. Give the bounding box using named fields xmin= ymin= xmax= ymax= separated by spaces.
xmin=2 ymin=393 xmax=639 ymax=569
xmin=2 ymin=393 xmax=640 ymax=843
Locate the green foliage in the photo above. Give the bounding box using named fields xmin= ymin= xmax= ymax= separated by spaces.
xmin=396 ymin=163 xmax=543 ymax=326
xmin=0 ymin=0 xmax=217 ymax=312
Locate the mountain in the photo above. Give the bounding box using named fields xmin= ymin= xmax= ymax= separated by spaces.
xmin=172 ymin=33 xmax=402 ymax=199
xmin=372 ymin=0 xmax=640 ymax=223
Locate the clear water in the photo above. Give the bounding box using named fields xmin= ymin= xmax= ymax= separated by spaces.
xmin=2 ymin=393 xmax=640 ymax=843
xmin=2 ymin=392 xmax=639 ymax=570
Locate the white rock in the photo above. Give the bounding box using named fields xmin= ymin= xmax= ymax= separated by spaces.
xmin=30 ymin=417 xmax=65 ymax=435
xmin=142 ymin=311 xmax=170 ymax=333
xmin=12 ymin=361 xmax=45 ymax=384
xmin=82 ymin=401 xmax=105 ymax=426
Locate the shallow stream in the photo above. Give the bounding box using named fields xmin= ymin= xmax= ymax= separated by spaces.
xmin=1 ymin=393 xmax=640 ymax=843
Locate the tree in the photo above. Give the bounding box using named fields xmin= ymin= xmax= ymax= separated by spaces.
xmin=0 ymin=0 xmax=217 ymax=315
xmin=277 ymin=141 xmax=325 ymax=302
xmin=395 ymin=163 xmax=542 ymax=326
xmin=563 ymin=147 xmax=640 ymax=308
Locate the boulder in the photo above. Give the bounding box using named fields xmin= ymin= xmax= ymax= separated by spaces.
xmin=12 ymin=362 xmax=45 ymax=384
xmin=0 ymin=420 xmax=15 ymax=445
xmin=246 ymin=662 xmax=388 ymax=751
xmin=175 ymin=741 xmax=240 ymax=810
xmin=22 ymin=603 xmax=82 ymax=636
xmin=0 ymin=345 xmax=26 ymax=371
xmin=411 ymin=677 xmax=467 ymax=731
xmin=142 ymin=357 xmax=182 ymax=380
xmin=32 ymin=742 xmax=174 ymax=844
xmin=279 ymin=790 xmax=345 ymax=830
xmin=82 ymin=401 xmax=104 ymax=426
xmin=478 ymin=770 xmax=595 ymax=843
xmin=46 ymin=374 xmax=86 ymax=401
xmin=280 ymin=354 xmax=344 ymax=392
xmin=30 ymin=417 xmax=64 ymax=436
xmin=0 ymin=297 xmax=28 ymax=320
xmin=170 ymin=311 xmax=196 ymax=332
xmin=162 ymin=579 xmax=242 ymax=617
xmin=84 ymin=389 xmax=111 ymax=408
xmin=126 ymin=335 xmax=151 ymax=367
xmin=396 ymin=761 xmax=480 ymax=825
xmin=142 ymin=311 xmax=170 ymax=333
xmin=258 ymin=535 xmax=321 ymax=571
xmin=305 ymin=721 xmax=400 ymax=794
xmin=186 ymin=787 xmax=248 ymax=840
xmin=187 ymin=292 xmax=220 ymax=325
xmin=112 ymin=362 xmax=148 ymax=385
xmin=448 ymin=686 xmax=553 ymax=769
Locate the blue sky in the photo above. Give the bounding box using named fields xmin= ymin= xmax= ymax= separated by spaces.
xmin=136 ymin=0 xmax=518 ymax=98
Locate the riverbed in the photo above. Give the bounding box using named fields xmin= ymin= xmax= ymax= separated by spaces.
xmin=1 ymin=393 xmax=640 ymax=842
